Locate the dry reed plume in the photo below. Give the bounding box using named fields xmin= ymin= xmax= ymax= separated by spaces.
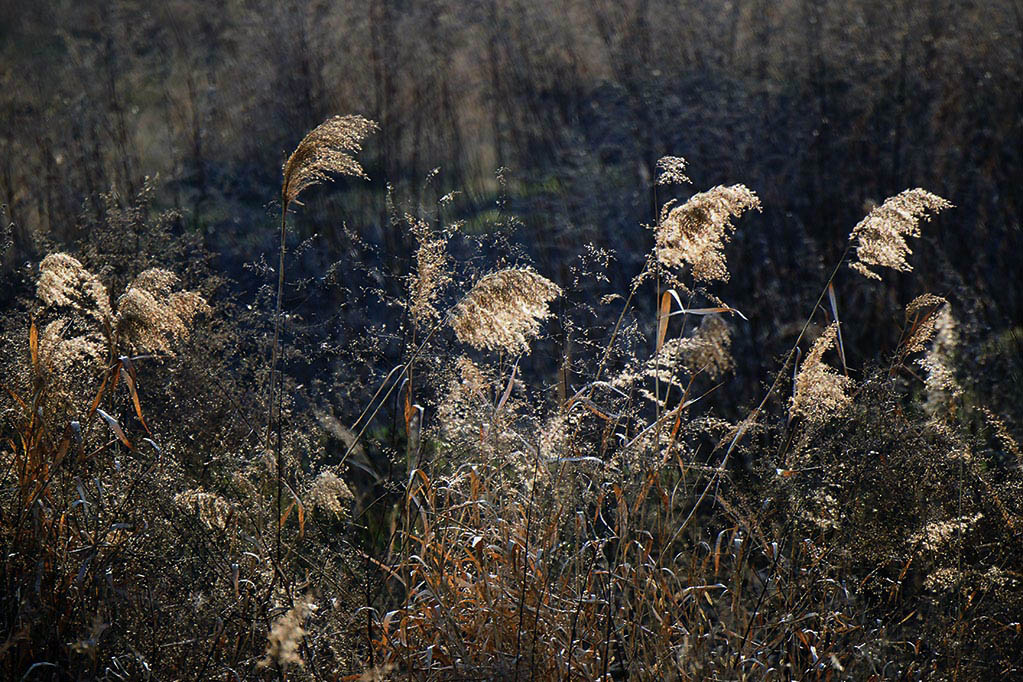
xmin=655 ymin=184 xmax=760 ymax=281
xmin=790 ymin=322 xmax=852 ymax=422
xmin=655 ymin=155 xmax=690 ymax=185
xmin=449 ymin=267 xmax=561 ymax=354
xmin=281 ymin=115 xmax=378 ymax=207
xmin=37 ymin=253 xmax=208 ymax=361
xmin=849 ymin=188 xmax=952 ymax=280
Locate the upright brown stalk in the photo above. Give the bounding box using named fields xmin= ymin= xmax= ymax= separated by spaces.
xmin=269 ymin=114 xmax=376 ymax=576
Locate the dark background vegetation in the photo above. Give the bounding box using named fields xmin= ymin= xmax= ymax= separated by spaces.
xmin=3 ymin=1 xmax=1020 ymax=367
xmin=2 ymin=1 xmax=1023 ymax=678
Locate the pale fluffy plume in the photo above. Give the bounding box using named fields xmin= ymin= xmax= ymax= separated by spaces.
xmin=37 ymin=253 xmax=112 ymax=323
xmin=114 ymin=269 xmax=209 ymax=355
xmin=259 ymin=597 xmax=315 ymax=669
xmin=307 ymin=470 xmax=355 ymax=518
xmin=790 ymin=323 xmax=852 ymax=422
xmin=281 ymin=115 xmax=377 ymax=205
xmin=677 ymin=315 xmax=734 ymax=379
xmin=449 ymin=268 xmax=561 ymax=354
xmin=904 ymin=294 xmax=948 ymax=354
xmin=655 ymin=185 xmax=761 ymax=282
xmin=407 ymin=213 xmax=452 ymax=328
xmin=904 ymin=297 xmax=961 ymax=415
xmin=38 ymin=319 xmax=105 ymax=375
xmin=849 ymin=189 xmax=952 ymax=280
xmin=655 ymin=156 xmax=690 ymax=185
xmin=173 ymin=489 xmax=234 ymax=531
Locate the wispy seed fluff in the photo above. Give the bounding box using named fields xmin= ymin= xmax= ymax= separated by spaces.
xmin=259 ymin=597 xmax=314 ymax=669
xmin=307 ymin=470 xmax=355 ymax=518
xmin=655 ymin=185 xmax=761 ymax=282
xmin=903 ymin=294 xmax=949 ymax=354
xmin=115 ymin=269 xmax=210 ymax=355
xmin=449 ymin=268 xmax=561 ymax=355
xmin=790 ymin=323 xmax=852 ymax=422
xmin=407 ymin=213 xmax=452 ymax=328
xmin=173 ymin=489 xmax=234 ymax=531
xmin=678 ymin=315 xmax=734 ymax=379
xmin=849 ymin=189 xmax=952 ymax=280
xmin=281 ymin=114 xmax=378 ymax=206
xmin=37 ymin=253 xmax=112 ymax=324
xmin=655 ymin=156 xmax=691 ymax=185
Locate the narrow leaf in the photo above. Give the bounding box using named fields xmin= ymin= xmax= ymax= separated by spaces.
xmin=95 ymin=408 xmax=132 ymax=449
xmin=827 ymin=282 xmax=848 ymax=375
xmin=119 ymin=366 xmax=151 ymax=435
xmin=656 ymin=290 xmax=673 ymax=354
xmin=29 ymin=319 xmax=39 ymax=373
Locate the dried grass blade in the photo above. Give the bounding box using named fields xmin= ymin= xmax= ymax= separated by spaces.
xmin=656 ymin=290 xmax=672 ymax=354
xmin=95 ymin=408 xmax=132 ymax=449
xmin=29 ymin=319 xmax=39 ymax=373
xmin=119 ymin=365 xmax=151 ymax=435
xmin=827 ymin=282 xmax=847 ymax=375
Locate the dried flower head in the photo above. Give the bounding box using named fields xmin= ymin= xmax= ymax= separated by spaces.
xmin=655 ymin=156 xmax=690 ymax=185
xmin=38 ymin=318 xmax=104 ymax=375
xmin=790 ymin=323 xmax=852 ymax=422
xmin=407 ymin=213 xmax=452 ymax=328
xmin=173 ymin=489 xmax=233 ymax=531
xmin=903 ymin=294 xmax=948 ymax=354
xmin=307 ymin=470 xmax=354 ymax=518
xmin=281 ymin=115 xmax=378 ymax=206
xmin=449 ymin=268 xmax=561 ymax=354
xmin=655 ymin=185 xmax=761 ymax=282
xmin=849 ymin=189 xmax=952 ymax=280
xmin=677 ymin=315 xmax=734 ymax=379
xmin=259 ymin=597 xmax=314 ymax=669
xmin=114 ymin=269 xmax=209 ymax=355
xmin=905 ymin=298 xmax=961 ymax=415
xmin=37 ymin=253 xmax=112 ymax=324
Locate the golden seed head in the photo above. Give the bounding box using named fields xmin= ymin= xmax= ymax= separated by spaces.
xmin=449 ymin=268 xmax=561 ymax=355
xmin=282 ymin=115 xmax=378 ymax=206
xmin=849 ymin=188 xmax=952 ymax=280
xmin=790 ymin=323 xmax=852 ymax=422
xmin=655 ymin=184 xmax=760 ymax=282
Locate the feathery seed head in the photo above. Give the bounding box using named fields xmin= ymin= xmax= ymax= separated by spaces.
xmin=37 ymin=253 xmax=112 ymax=323
xmin=449 ymin=268 xmax=561 ymax=355
xmin=259 ymin=597 xmax=314 ymax=669
xmin=790 ymin=323 xmax=852 ymax=422
xmin=408 ymin=213 xmax=452 ymax=328
xmin=115 ymin=269 xmax=209 ymax=355
xmin=281 ymin=115 xmax=378 ymax=206
xmin=678 ymin=315 xmax=734 ymax=379
xmin=307 ymin=470 xmax=354 ymax=518
xmin=655 ymin=184 xmax=760 ymax=282
xmin=849 ymin=189 xmax=952 ymax=280
xmin=655 ymin=156 xmax=690 ymax=185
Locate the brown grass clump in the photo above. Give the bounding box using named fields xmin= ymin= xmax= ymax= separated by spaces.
xmin=849 ymin=188 xmax=952 ymax=280
xmin=655 ymin=184 xmax=760 ymax=282
xmin=449 ymin=268 xmax=561 ymax=354
xmin=790 ymin=322 xmax=852 ymax=422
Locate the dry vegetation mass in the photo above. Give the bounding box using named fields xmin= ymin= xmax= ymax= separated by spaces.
xmin=1 ymin=2 xmax=1022 ymax=680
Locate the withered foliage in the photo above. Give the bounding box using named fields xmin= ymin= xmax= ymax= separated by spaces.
xmin=2 ymin=118 xmax=1020 ymax=682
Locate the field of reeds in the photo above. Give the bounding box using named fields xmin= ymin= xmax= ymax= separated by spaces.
xmin=2 ymin=2 xmax=1022 ymax=680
